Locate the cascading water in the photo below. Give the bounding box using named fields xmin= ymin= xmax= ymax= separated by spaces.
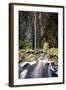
xmin=34 ymin=13 xmax=37 ymax=50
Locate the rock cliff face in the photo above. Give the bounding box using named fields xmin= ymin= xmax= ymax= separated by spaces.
xmin=19 ymin=11 xmax=58 ymax=50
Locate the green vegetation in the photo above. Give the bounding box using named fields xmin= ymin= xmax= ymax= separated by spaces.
xmin=19 ymin=40 xmax=32 ymax=50
xmin=49 ymin=48 xmax=58 ymax=56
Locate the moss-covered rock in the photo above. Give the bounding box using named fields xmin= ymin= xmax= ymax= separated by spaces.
xmin=49 ymin=48 xmax=58 ymax=56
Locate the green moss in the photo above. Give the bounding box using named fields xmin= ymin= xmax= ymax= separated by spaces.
xmin=43 ymin=42 xmax=49 ymax=53
xmin=49 ymin=48 xmax=58 ymax=56
xmin=26 ymin=54 xmax=36 ymax=61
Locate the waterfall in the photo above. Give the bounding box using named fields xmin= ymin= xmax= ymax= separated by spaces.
xmin=34 ymin=13 xmax=37 ymax=50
